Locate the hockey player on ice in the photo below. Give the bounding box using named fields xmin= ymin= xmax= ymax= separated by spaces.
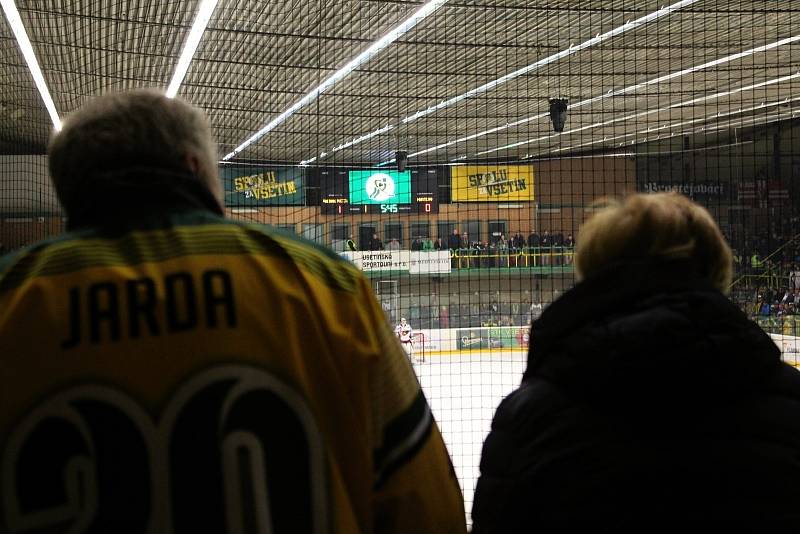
xmin=395 ymin=317 xmax=415 ymax=361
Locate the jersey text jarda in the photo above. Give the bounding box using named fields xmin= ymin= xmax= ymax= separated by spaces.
xmin=60 ymin=269 xmax=237 ymax=349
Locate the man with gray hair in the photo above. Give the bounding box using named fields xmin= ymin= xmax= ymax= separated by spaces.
xmin=47 ymin=89 xmax=224 ymax=226
xmin=0 ymin=90 xmax=465 ymax=533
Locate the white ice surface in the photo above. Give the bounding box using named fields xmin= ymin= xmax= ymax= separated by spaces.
xmin=416 ymin=351 xmax=527 ymax=525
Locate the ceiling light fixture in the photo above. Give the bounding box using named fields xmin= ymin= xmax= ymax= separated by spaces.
xmin=166 ymin=0 xmax=220 ymax=98
xmin=296 ymin=124 xmax=394 ymax=165
xmin=577 ymin=34 xmax=800 ymax=105
xmin=671 ymin=71 xmax=800 ymax=108
xmin=547 ymin=96 xmax=800 ymax=155
xmin=299 ymin=0 xmax=696 ymax=164
xmin=1 ymin=0 xmax=61 ymax=130
xmin=626 ymin=110 xmax=794 ymax=149
xmin=476 ymin=72 xmax=800 ymax=156
xmin=413 ymin=36 xmax=800 ymax=160
xmin=332 ymin=124 xmax=394 ymax=153
xmin=400 ymin=0 xmax=699 ymax=124
xmin=225 ymin=0 xmax=448 ymax=161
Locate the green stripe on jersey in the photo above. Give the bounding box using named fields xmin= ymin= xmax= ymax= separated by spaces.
xmin=0 ymin=212 xmax=360 ymax=294
xmin=373 ymin=391 xmax=434 ymax=488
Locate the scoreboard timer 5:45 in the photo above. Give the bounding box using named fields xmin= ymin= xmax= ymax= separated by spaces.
xmin=321 ymin=169 xmax=438 ymax=214
xmin=321 ymin=193 xmax=438 ymax=214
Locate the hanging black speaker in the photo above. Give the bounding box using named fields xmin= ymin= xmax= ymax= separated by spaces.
xmin=549 ymin=98 xmax=568 ymax=133
xmin=396 ymin=151 xmax=409 ymax=172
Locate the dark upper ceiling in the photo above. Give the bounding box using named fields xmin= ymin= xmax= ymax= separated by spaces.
xmin=1 ymin=0 xmax=798 ymax=164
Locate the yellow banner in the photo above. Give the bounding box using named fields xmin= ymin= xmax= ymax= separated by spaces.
xmin=450 ymin=165 xmax=534 ymax=202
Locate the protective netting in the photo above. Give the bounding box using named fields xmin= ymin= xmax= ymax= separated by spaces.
xmin=1 ymin=0 xmax=799 ymax=523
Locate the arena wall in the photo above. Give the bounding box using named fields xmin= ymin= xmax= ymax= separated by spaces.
xmin=1 ymin=155 xmax=636 ymax=250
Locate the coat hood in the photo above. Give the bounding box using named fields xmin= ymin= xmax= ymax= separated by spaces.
xmin=525 ymin=260 xmax=781 ymax=411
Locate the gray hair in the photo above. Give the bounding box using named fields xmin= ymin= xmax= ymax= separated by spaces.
xmin=48 ymin=89 xmax=220 ymax=214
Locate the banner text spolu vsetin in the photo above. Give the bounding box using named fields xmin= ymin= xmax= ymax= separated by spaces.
xmin=450 ymin=165 xmax=534 ymax=202
xmin=221 ymin=166 xmax=305 ymax=206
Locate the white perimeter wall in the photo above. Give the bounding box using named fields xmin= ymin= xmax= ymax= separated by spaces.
xmin=418 ymin=328 xmax=800 ymax=364
xmin=415 ymin=326 xmax=529 ymax=353
xmin=771 ymin=334 xmax=800 ymax=366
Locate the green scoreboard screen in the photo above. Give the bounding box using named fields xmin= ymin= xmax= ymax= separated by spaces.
xmin=348 ymin=170 xmax=411 ymax=204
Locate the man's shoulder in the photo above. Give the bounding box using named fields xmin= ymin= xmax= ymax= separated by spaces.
xmin=0 ymin=229 xmax=96 ymax=292
xmin=167 ymin=213 xmax=365 ymax=293
xmin=0 ymin=212 xmax=364 ymax=295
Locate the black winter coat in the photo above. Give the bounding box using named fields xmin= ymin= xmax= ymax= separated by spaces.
xmin=448 ymin=233 xmax=462 ymax=250
xmin=472 ymin=261 xmax=800 ymax=533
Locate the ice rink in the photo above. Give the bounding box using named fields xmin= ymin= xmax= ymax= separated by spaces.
xmin=416 ymin=351 xmax=528 ymax=524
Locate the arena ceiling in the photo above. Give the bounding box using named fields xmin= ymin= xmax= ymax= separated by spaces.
xmin=1 ymin=0 xmax=798 ymax=164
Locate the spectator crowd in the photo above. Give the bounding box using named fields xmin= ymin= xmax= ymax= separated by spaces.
xmin=728 ymin=233 xmax=800 ymax=334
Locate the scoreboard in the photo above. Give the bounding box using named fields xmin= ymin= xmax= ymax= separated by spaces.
xmin=321 ymin=192 xmax=438 ymax=214
xmin=318 ymin=168 xmax=440 ymax=214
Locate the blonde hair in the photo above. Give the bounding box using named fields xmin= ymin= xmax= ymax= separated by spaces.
xmin=575 ymin=193 xmax=733 ymax=292
xmin=48 ymin=89 xmax=220 ymax=213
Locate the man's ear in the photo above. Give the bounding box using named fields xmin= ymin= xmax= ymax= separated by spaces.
xmin=185 ymin=152 xmax=224 ymax=212
xmin=185 ymin=153 xmax=202 ymax=175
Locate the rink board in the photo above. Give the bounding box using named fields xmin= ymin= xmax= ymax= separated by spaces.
xmin=415 ymin=327 xmax=529 ymax=354
xmin=416 ymin=329 xmax=799 ymax=364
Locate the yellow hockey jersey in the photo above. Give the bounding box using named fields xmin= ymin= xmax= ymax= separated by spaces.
xmin=0 ymin=210 xmax=465 ymax=533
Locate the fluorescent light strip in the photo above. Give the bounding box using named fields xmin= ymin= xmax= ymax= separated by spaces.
xmin=413 ymin=35 xmax=800 ymax=159
xmin=700 ymin=109 xmax=799 ymax=135
xmin=579 ymin=34 xmax=800 ymax=104
xmin=298 ymin=124 xmax=393 ymax=165
xmin=166 ymin=0 xmax=220 ymax=98
xmin=400 ymin=0 xmax=699 ymax=124
xmin=297 ymin=123 xmax=394 ymax=164
xmin=224 ymin=0 xmax=447 ymax=161
xmin=297 ymin=0 xmax=696 ymax=164
xmin=1 ymin=0 xmax=61 ymax=130
xmin=548 ymin=97 xmax=800 ymax=155
xmin=477 ymin=71 xmax=800 ymax=155
xmin=391 ymin=72 xmax=796 ymax=166
xmin=670 ymin=71 xmax=800 ymax=108
xmin=319 ymin=6 xmax=797 ymax=165
xmin=408 ymin=115 xmax=548 ymax=158
xmin=615 ymin=110 xmax=796 ymax=149
xmin=332 ymin=124 xmax=394 ymax=153
xmin=624 ymin=141 xmax=753 ymax=156
xmin=408 ymin=117 xmax=545 ymax=157
xmin=645 ymin=100 xmax=797 ymax=138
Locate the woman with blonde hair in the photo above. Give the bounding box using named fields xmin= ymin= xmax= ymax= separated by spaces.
xmin=473 ymin=193 xmax=800 ymax=533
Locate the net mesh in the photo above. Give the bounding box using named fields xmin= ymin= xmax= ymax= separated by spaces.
xmin=1 ymin=0 xmax=799 ymax=523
